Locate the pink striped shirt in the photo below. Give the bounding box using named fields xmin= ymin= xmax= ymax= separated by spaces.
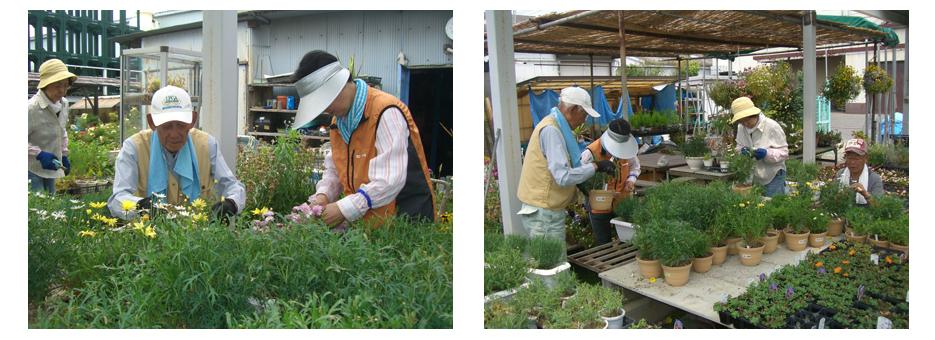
xmin=315 ymin=107 xmax=410 ymax=221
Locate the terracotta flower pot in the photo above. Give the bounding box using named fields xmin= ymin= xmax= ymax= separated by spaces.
xmin=761 ymin=231 xmax=780 ymax=254
xmin=845 ymin=231 xmax=866 ymax=244
xmin=726 ymin=237 xmax=742 ymax=255
xmin=868 ymin=235 xmax=889 ymax=248
xmin=731 ymin=184 xmax=753 ymax=195
xmin=692 ymin=253 xmax=714 ymax=273
xmin=770 ymin=228 xmax=785 ymax=243
xmin=738 ymin=241 xmax=765 ymax=266
xmin=637 ymin=256 xmax=662 ymax=280
xmin=662 ymin=262 xmax=692 ymax=287
xmin=589 ymin=189 xmax=615 ymax=213
xmin=827 ymin=219 xmax=845 ymax=236
xmin=710 ymin=244 xmax=728 ymax=265
xmin=808 ymin=231 xmax=828 ymax=248
xmin=784 ymin=230 xmax=810 ymax=251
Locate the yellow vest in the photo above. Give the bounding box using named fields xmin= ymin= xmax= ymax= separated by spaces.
xmin=128 ymin=129 xmax=215 ymax=205
xmin=518 ymin=115 xmax=578 ymax=210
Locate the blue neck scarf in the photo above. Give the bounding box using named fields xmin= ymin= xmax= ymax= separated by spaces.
xmin=336 ymin=79 xmax=368 ymax=144
xmin=147 ymin=132 xmax=200 ymax=202
xmin=550 ymin=107 xmax=582 ymax=167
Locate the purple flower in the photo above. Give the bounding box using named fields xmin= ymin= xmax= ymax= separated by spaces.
xmin=674 ymin=319 xmax=683 ymax=329
xmin=311 ymin=205 xmax=324 ymax=217
xmin=785 ymin=285 xmax=794 ymax=299
xmin=758 ymin=273 xmax=767 ymax=282
xmin=818 ymin=267 xmax=827 ymax=274
xmin=769 ymin=283 xmax=778 ymax=291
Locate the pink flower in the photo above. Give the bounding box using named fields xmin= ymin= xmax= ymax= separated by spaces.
xmin=311 ymin=205 xmax=324 ymax=217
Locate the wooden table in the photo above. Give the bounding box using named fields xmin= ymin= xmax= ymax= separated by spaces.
xmin=599 ymin=237 xmax=839 ymax=326
xmin=637 ymin=153 xmax=686 ymax=182
xmin=668 ymin=165 xmax=733 ymax=182
xmin=791 ymin=145 xmax=838 ymax=164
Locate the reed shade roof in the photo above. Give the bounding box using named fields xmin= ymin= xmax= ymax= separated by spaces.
xmin=517 ymin=76 xmax=674 ymax=97
xmin=511 ymin=10 xmax=888 ymax=58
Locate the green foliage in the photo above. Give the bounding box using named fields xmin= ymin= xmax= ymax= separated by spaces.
xmin=629 ymin=110 xmax=680 ymax=130
xmin=484 ymin=301 xmax=528 ymax=329
xmin=568 ymin=283 xmax=624 ymax=319
xmin=724 ymin=149 xmax=756 ymax=184
xmin=511 ymin=278 xmax=560 ymax=318
xmin=883 ymin=215 xmax=909 ymax=245
xmin=719 ymin=198 xmax=769 ymax=245
xmin=768 ymin=194 xmax=811 ymax=232
xmin=863 ymin=64 xmax=894 ymax=94
xmin=819 ymin=181 xmax=855 ymax=218
xmin=66 ymin=138 xmax=114 ymax=179
xmin=628 ymin=318 xmax=661 ymax=329
xmin=633 ymin=181 xmax=736 ymax=236
xmin=651 ymin=220 xmax=700 ymax=267
xmin=868 ymin=194 xmax=906 ymax=220
xmin=527 ymin=236 xmax=566 ymax=270
xmin=816 ymin=129 xmax=842 ymax=147
xmin=844 ymin=206 xmax=874 ymax=235
xmin=867 ymin=143 xmax=909 ymax=168
xmin=785 ymin=159 xmax=820 ymax=184
xmin=484 ymin=247 xmax=529 ymax=295
xmin=823 ymin=65 xmax=863 ymax=110
xmin=581 ymin=172 xmax=612 ymax=192
xmin=708 ymin=81 xmax=745 ymax=109
xmin=236 ymin=130 xmax=323 ymax=213
xmin=613 ymin=196 xmax=638 ymax=221
xmin=29 ymin=193 xmax=452 ymax=328
xmin=808 ymin=209 xmax=831 ymax=233
xmin=679 ymin=135 xmax=709 ymax=157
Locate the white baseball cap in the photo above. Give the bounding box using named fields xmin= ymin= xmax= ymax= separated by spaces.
xmin=560 ymin=87 xmax=600 ymax=118
xmin=292 ymin=61 xmax=351 ymax=129
xmin=150 ymin=85 xmax=193 ymax=126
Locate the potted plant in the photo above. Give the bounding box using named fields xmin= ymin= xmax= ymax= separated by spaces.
xmin=724 ymin=148 xmax=756 ymax=194
xmin=687 ymin=226 xmax=714 ymax=273
xmin=551 ymin=283 xmax=608 ymax=329
xmin=818 ymin=181 xmax=854 ymax=236
xmin=885 ymin=215 xmax=909 ymax=257
xmin=632 ymin=221 xmax=662 ymax=280
xmin=703 ymin=152 xmax=714 ymax=168
xmin=732 ymin=200 xmax=769 ymax=266
xmin=594 ymin=286 xmax=627 ymax=329
xmin=707 ymin=221 xmax=731 ymax=266
xmin=512 ymin=278 xmax=560 ymax=329
xmin=484 ymin=245 xmax=532 ymax=303
xmin=654 ymin=221 xmax=697 ymax=286
xmin=843 ymin=207 xmax=870 ymax=244
xmin=808 ymin=210 xmax=830 ymax=248
xmin=555 ymin=270 xmax=578 ymax=304
xmin=772 ymin=196 xmax=811 ymax=251
xmin=583 ymin=172 xmax=615 ymax=214
xmin=526 ymin=236 xmax=569 ymax=288
xmin=866 ymin=219 xmax=890 ymax=248
xmin=680 ymin=136 xmax=709 ymax=170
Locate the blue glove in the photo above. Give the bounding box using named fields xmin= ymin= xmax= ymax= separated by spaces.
xmin=62 ymin=156 xmax=71 ymax=176
xmin=740 ymin=147 xmax=751 ymax=157
xmin=754 ymin=148 xmax=767 ymax=160
xmin=36 ymin=151 xmax=60 ymax=170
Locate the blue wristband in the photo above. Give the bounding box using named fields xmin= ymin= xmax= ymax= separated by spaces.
xmin=357 ymin=189 xmax=373 ymax=209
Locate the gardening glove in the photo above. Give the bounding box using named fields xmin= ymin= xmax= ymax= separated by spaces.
xmin=740 ymin=147 xmax=751 ymax=157
xmin=135 ymin=196 xmax=157 ymax=217
xmin=36 ymin=151 xmax=60 ymax=170
xmin=754 ymin=148 xmax=768 ymax=161
xmin=308 ymin=193 xmax=329 ymax=207
xmin=212 ymin=198 xmax=238 ymax=221
xmin=61 ymin=156 xmax=71 ymax=176
xmin=595 ymin=160 xmax=617 ymax=174
xmin=322 ymin=202 xmax=346 ymax=227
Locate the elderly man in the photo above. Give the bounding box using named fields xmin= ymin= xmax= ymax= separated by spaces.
xmin=28 ymin=59 xmax=77 ymax=193
xmin=291 ymin=50 xmax=435 ymax=227
xmin=836 ymin=138 xmax=884 ymax=205
xmin=109 ymin=86 xmax=246 ymax=220
xmin=730 ymin=97 xmax=789 ymax=196
xmin=581 ymin=118 xmax=641 ymax=245
xmin=517 ymin=87 xmax=617 ymax=239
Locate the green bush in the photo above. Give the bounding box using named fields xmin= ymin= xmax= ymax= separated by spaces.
xmin=527 ymin=236 xmax=565 ymax=270
xmin=613 ymin=196 xmax=639 ymax=221
xmin=863 ymin=64 xmax=893 ymax=94
xmin=679 ymin=136 xmax=709 ymax=157
xmin=819 ymin=181 xmax=856 ymax=218
xmin=844 ymin=207 xmax=873 ymax=235
xmin=823 ymin=65 xmax=862 ymax=110
xmin=484 ymin=247 xmax=529 ymax=295
xmin=651 ymin=221 xmax=699 ymax=267
xmin=785 ymin=159 xmax=820 ymax=184
xmin=237 ymin=130 xmax=323 ymax=213
xmin=709 ymin=81 xmax=745 ymax=109
xmin=724 ymin=149 xmax=756 ymax=185
xmin=883 ymin=215 xmax=909 ymax=246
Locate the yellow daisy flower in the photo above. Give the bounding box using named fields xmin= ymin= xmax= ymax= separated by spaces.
xmin=78 ymin=230 xmax=97 ymax=237
xmin=89 ymin=202 xmax=107 ymax=209
xmin=121 ymin=200 xmax=137 ymax=211
xmin=144 ymin=226 xmax=157 ymax=239
xmin=191 ymin=198 xmax=207 ymax=210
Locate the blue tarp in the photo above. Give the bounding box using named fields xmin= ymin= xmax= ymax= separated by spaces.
xmin=529 ymin=86 xmax=631 ymax=128
xmin=880 ymin=112 xmax=904 ymax=137
xmin=586 ymin=85 xmax=630 ymax=127
xmin=653 ymin=84 xmax=676 ymax=112
xmin=528 ymin=89 xmax=560 ymax=127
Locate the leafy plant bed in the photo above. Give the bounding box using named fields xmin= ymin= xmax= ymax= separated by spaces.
xmin=714 ymin=241 xmax=907 ymax=329
xmin=28 ymin=191 xmax=452 ymax=328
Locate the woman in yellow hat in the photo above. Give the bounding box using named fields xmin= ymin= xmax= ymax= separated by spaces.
xmin=730 ymin=97 xmax=789 ymax=197
xmin=28 ymin=59 xmax=77 ymax=193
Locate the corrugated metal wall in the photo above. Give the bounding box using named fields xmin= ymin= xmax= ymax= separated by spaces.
xmin=140 ymin=10 xmax=452 ymax=98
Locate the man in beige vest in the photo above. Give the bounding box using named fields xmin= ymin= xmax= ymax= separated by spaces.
xmin=517 ymin=87 xmax=617 ymax=239
xmin=108 ymin=86 xmax=246 ymax=220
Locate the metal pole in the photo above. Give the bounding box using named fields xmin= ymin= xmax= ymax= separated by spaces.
xmin=881 ymin=45 xmax=888 ymax=144
xmin=618 ymin=11 xmax=630 ymax=121
xmin=486 ymin=10 xmax=524 ymax=235
xmin=202 ymin=11 xmax=239 ymax=170
xmin=902 ymin=28 xmax=908 ymax=136
xmin=891 ymin=43 xmax=898 ymax=140
xmin=589 ymin=53 xmax=596 ymax=137
xmin=513 ymin=10 xmax=603 ymax=36
xmin=874 ymin=42 xmax=880 ymax=144
xmin=865 ymin=41 xmax=871 ymax=141
xmin=802 ymin=11 xmax=817 ymax=164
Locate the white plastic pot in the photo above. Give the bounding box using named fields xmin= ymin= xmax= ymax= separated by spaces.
xmin=483 ymin=281 xmax=530 ymax=306
xmin=611 ymin=218 xmax=637 ymax=242
xmin=601 ymin=308 xmax=627 ymax=329
xmin=685 ymin=157 xmax=705 ymax=170
xmin=526 ymin=262 xmax=571 ymax=289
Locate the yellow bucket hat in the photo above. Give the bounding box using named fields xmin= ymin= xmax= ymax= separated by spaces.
xmin=729 ymin=97 xmax=762 ymax=124
xmin=38 ymin=59 xmax=77 ymax=89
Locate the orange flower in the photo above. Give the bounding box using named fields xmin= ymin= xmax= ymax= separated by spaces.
xmin=829 ymin=244 xmax=837 ymax=251
xmin=833 ymin=267 xmax=842 ymax=274
xmin=815 ymin=261 xmax=824 ymax=268
xmin=848 ymin=249 xmax=856 ymax=256
xmin=885 ymin=256 xmax=893 ymax=264
xmin=842 ymin=260 xmax=850 ymax=265
xmin=843 ymin=272 xmax=849 ymax=278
